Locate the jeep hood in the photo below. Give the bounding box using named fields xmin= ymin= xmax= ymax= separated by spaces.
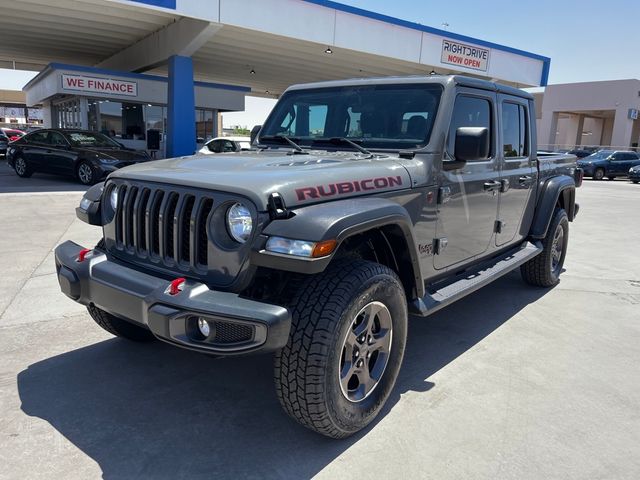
xmin=108 ymin=150 xmax=412 ymax=210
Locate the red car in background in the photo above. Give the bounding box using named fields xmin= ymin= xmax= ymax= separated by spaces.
xmin=0 ymin=128 xmax=25 ymax=142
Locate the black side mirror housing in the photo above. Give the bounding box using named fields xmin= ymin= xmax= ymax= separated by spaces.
xmin=250 ymin=125 xmax=262 ymax=144
xmin=454 ymin=127 xmax=490 ymax=162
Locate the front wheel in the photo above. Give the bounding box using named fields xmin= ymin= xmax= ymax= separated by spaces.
xmin=274 ymin=260 xmax=408 ymax=438
xmin=76 ymin=160 xmax=96 ymax=185
xmin=521 ymin=208 xmax=569 ymax=287
xmin=593 ymin=168 xmax=605 ymax=180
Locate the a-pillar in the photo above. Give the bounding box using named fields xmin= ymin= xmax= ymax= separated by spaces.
xmin=166 ymin=55 xmax=196 ymax=158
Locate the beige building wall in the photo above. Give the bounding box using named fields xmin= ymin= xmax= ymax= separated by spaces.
xmin=537 ymin=79 xmax=640 ymax=150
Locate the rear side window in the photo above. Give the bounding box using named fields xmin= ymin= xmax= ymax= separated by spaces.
xmin=27 ymin=131 xmax=50 ymax=144
xmin=448 ymin=95 xmax=493 ymax=156
xmin=501 ymin=102 xmax=528 ymax=158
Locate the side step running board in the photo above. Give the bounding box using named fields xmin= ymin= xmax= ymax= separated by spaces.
xmin=410 ymin=241 xmax=543 ymax=317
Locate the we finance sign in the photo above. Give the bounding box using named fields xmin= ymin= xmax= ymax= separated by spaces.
xmin=61 ymin=74 xmax=138 ymax=97
xmin=441 ymin=40 xmax=490 ymax=72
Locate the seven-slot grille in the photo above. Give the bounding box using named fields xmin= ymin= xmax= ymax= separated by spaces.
xmin=112 ymin=184 xmax=214 ymax=270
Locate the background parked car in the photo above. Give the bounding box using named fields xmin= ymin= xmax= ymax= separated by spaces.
xmin=576 ymin=150 xmax=640 ymax=180
xmin=629 ymin=164 xmax=640 ymax=184
xmin=198 ymin=136 xmax=251 ymax=155
xmin=6 ymin=129 xmax=150 ymax=185
xmin=0 ymin=133 xmax=8 ymax=155
xmin=0 ymin=128 xmax=25 ymax=142
xmin=567 ymin=149 xmax=593 ymax=159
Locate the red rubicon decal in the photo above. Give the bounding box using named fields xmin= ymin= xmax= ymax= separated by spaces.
xmin=296 ymin=176 xmax=403 ymax=201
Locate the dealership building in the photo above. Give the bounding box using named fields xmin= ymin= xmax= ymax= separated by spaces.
xmin=535 ymin=79 xmax=640 ymax=151
xmin=1 ymin=0 xmax=551 ymax=158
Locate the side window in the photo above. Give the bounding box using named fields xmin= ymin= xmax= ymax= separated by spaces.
xmin=49 ymin=132 xmax=67 ymax=147
xmin=448 ymin=96 xmax=492 ymax=156
xmin=223 ymin=140 xmax=235 ymax=152
xmin=501 ymin=103 xmax=528 ymax=158
xmin=208 ymin=140 xmax=223 ymax=153
xmin=401 ymin=112 xmax=429 ymax=137
xmin=308 ymin=105 xmax=328 ymax=136
xmin=346 ymin=107 xmax=361 ymax=137
xmin=28 ymin=131 xmax=50 ymax=145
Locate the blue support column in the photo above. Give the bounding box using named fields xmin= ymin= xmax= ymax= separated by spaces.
xmin=166 ymin=55 xmax=196 ymax=158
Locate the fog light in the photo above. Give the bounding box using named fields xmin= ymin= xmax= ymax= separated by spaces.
xmin=197 ymin=317 xmax=211 ymax=337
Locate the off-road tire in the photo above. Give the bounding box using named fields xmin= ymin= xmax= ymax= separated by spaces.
xmin=13 ymin=156 xmax=33 ymax=178
xmin=521 ymin=208 xmax=569 ymax=287
xmin=593 ymin=168 xmax=605 ymax=180
xmin=87 ymin=304 xmax=156 ymax=341
xmin=274 ymin=259 xmax=408 ymax=438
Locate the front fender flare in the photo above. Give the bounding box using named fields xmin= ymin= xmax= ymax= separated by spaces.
xmin=250 ymin=197 xmax=424 ymax=297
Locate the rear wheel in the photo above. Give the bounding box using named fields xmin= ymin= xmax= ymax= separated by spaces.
xmin=87 ymin=304 xmax=156 ymax=342
xmin=14 ymin=156 xmax=33 ymax=178
xmin=521 ymin=208 xmax=569 ymax=287
xmin=76 ymin=161 xmax=96 ymax=185
xmin=274 ymin=259 xmax=407 ymax=438
xmin=593 ymin=168 xmax=605 ymax=180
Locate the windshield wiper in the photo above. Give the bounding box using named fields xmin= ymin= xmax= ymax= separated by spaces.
xmin=260 ymin=135 xmax=308 ymax=154
xmin=313 ymin=137 xmax=373 ymax=156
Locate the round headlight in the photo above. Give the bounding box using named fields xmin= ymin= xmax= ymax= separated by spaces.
xmin=110 ymin=187 xmax=119 ymax=211
xmin=226 ymin=202 xmax=253 ymax=243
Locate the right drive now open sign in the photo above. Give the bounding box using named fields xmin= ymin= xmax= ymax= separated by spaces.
xmin=441 ymin=40 xmax=490 ymax=72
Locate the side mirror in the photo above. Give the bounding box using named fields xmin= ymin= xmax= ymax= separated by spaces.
xmin=454 ymin=127 xmax=490 ymax=162
xmin=250 ymin=125 xmax=262 ymax=144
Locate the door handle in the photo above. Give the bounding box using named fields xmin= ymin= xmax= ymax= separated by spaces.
xmin=518 ymin=175 xmax=533 ymax=186
xmin=483 ymin=180 xmax=501 ymax=192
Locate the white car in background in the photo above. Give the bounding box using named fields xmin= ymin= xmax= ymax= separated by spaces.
xmin=199 ymin=136 xmax=251 ymax=155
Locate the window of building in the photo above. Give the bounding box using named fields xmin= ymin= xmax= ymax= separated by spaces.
xmin=448 ymin=95 xmax=493 ymax=156
xmin=196 ymin=109 xmax=215 ymax=143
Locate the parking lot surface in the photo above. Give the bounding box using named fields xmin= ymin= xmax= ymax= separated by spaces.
xmin=0 ymin=160 xmax=639 ymax=479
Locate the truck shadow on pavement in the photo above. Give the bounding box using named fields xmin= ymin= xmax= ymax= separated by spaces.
xmin=17 ymin=272 xmax=552 ymax=479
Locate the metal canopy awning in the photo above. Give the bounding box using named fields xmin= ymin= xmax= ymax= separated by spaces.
xmin=0 ymin=0 xmax=550 ymax=97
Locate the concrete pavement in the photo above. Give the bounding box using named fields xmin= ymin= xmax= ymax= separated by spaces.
xmin=0 ymin=165 xmax=639 ymax=479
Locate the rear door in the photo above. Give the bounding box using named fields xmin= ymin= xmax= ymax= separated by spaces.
xmin=21 ymin=130 xmax=50 ymax=169
xmin=496 ymin=96 xmax=536 ymax=246
xmin=434 ymin=89 xmax=500 ymax=270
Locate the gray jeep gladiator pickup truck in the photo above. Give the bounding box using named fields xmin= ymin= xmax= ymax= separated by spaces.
xmin=55 ymin=75 xmax=582 ymax=438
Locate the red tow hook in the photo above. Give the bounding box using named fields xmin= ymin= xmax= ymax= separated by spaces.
xmin=168 ymin=277 xmax=186 ymax=295
xmin=77 ymin=248 xmax=92 ymax=262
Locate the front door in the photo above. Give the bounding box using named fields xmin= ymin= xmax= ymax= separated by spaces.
xmin=44 ymin=131 xmax=75 ymax=174
xmin=434 ymin=90 xmax=500 ymax=270
xmin=496 ymin=96 xmax=536 ymax=246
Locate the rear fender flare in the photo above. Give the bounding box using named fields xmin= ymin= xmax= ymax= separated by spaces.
xmin=530 ymin=175 xmax=576 ymax=239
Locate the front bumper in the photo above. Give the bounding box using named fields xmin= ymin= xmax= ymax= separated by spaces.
xmin=629 ymin=171 xmax=640 ymax=181
xmin=54 ymin=240 xmax=291 ymax=355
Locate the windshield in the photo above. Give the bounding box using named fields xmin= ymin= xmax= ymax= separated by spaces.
xmin=260 ymin=84 xmax=442 ymax=151
xmin=66 ymin=131 xmax=122 ymax=148
xmin=584 ymin=150 xmax=613 ymax=160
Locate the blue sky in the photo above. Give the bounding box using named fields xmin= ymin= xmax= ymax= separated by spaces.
xmin=340 ymin=0 xmax=640 ymax=84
